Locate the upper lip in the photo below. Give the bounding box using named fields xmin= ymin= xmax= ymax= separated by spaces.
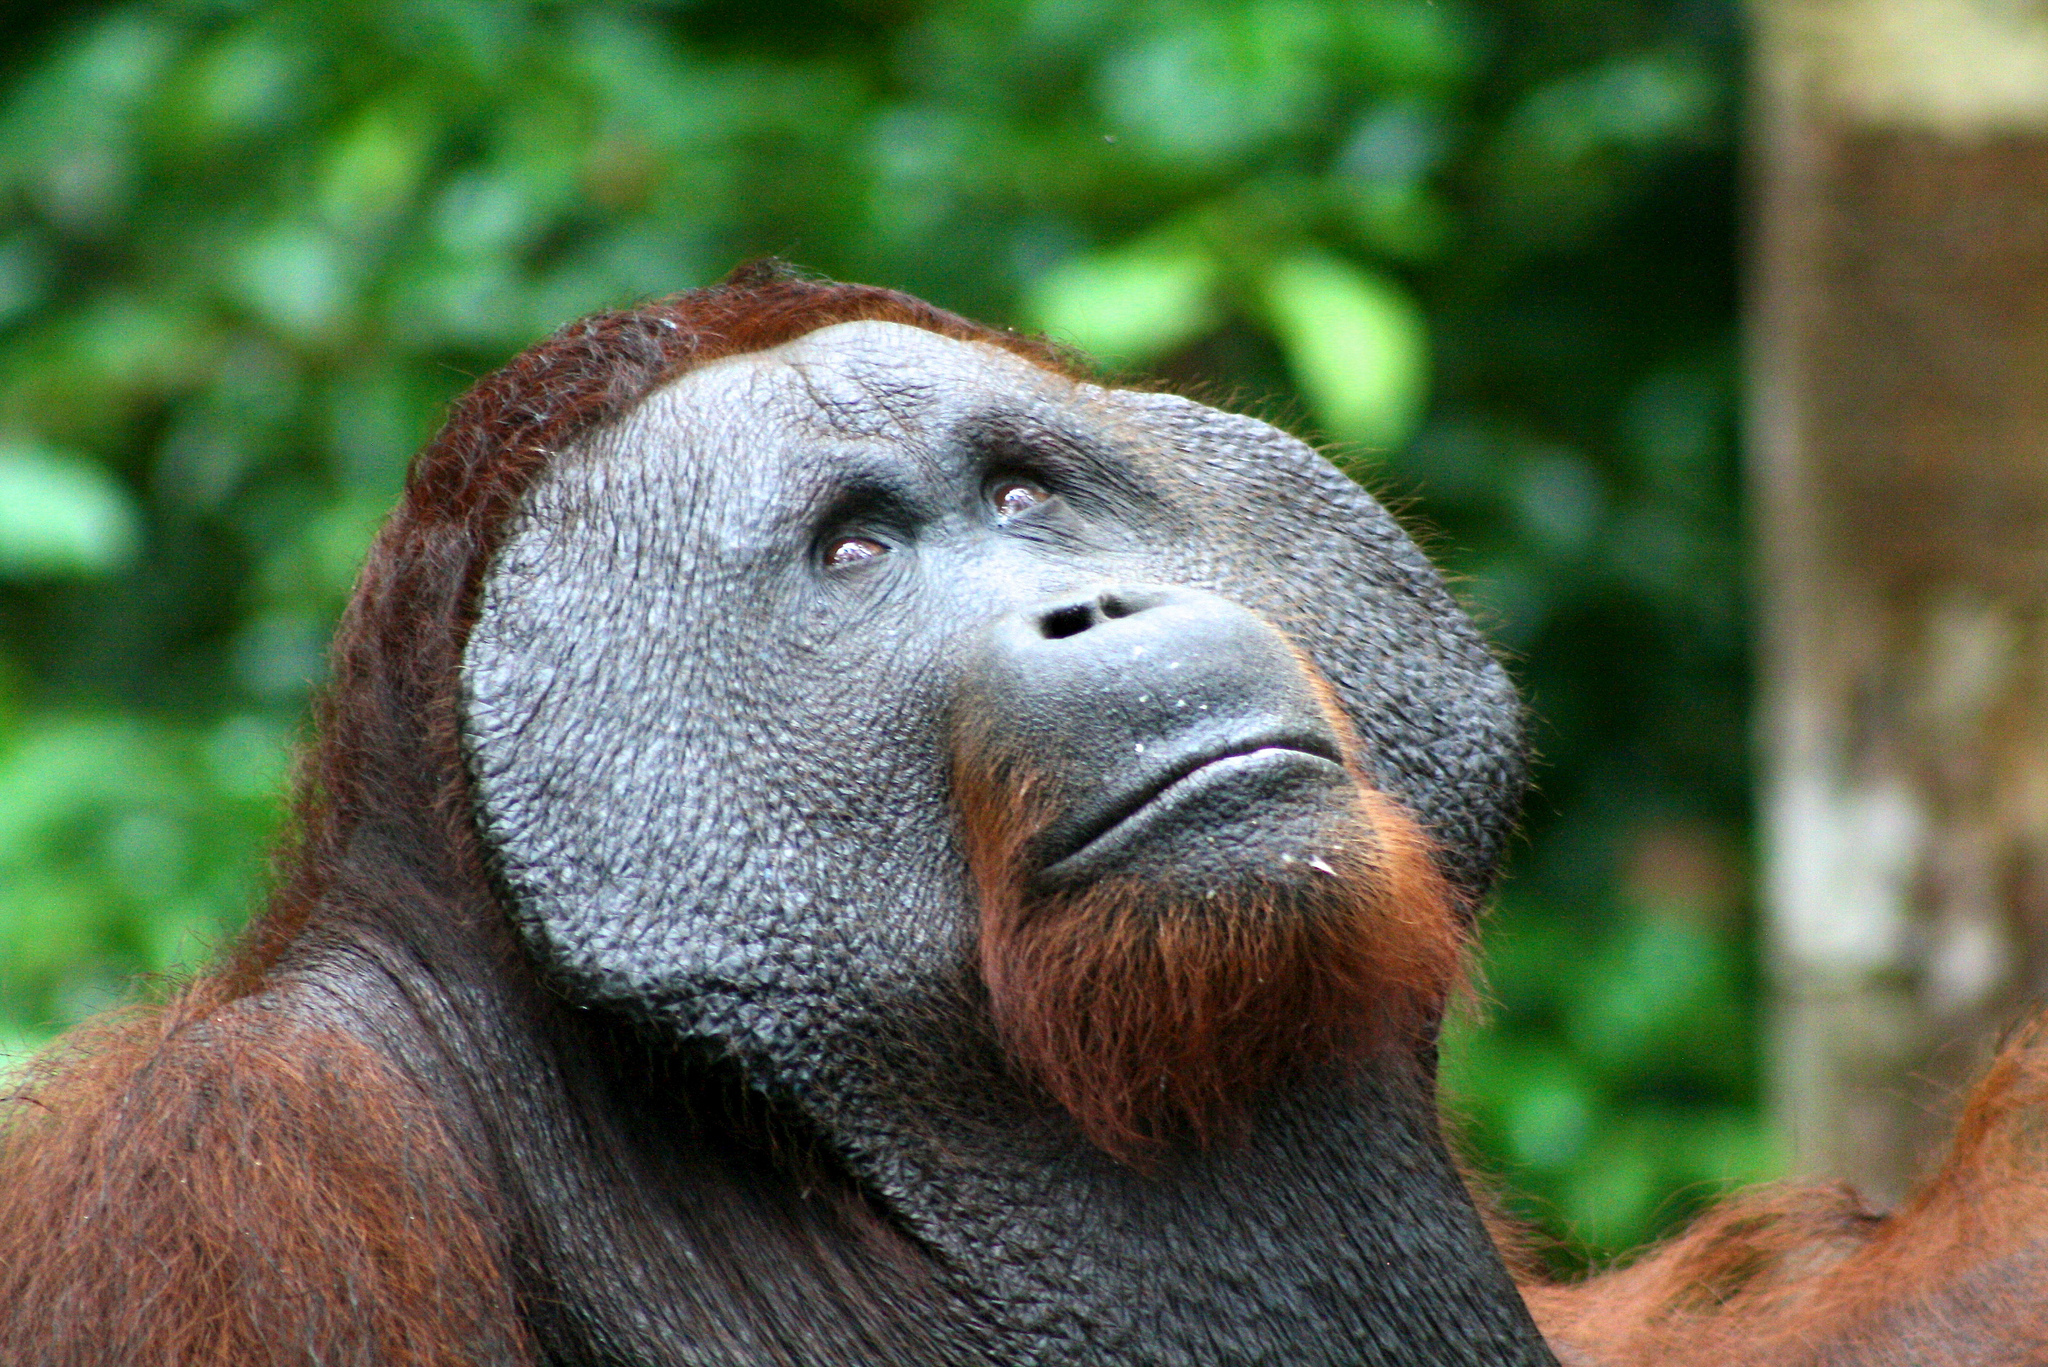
xmin=1036 ymin=728 xmax=1346 ymax=873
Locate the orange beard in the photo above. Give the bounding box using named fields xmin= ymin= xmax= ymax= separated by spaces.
xmin=953 ymin=709 xmax=1467 ymax=1167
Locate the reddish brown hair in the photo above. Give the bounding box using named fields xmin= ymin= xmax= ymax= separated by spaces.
xmin=951 ymin=664 xmax=1467 ymax=1166
xmin=1507 ymin=1018 xmax=2048 ymax=1365
xmin=0 ymin=1008 xmax=527 ymax=1365
xmin=0 ymin=266 xmax=1072 ymax=1365
xmin=9 ymin=262 xmax=2046 ymax=1365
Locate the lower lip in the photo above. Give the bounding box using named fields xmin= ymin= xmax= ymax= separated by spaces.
xmin=1038 ymin=747 xmax=1350 ymax=884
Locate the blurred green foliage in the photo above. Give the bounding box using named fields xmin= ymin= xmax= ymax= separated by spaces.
xmin=0 ymin=0 xmax=1756 ymax=1264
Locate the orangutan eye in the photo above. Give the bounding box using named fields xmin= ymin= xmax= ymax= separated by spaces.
xmin=991 ymin=480 xmax=1049 ymax=521
xmin=824 ymin=535 xmax=889 ymax=568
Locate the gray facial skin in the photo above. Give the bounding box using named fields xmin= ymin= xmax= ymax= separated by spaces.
xmin=463 ymin=321 xmax=1546 ymax=1365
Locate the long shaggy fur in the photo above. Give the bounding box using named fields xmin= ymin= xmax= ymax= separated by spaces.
xmin=7 ymin=264 xmax=2047 ymax=1363
xmin=952 ymin=684 xmax=1466 ymax=1165
xmin=1513 ymin=1017 xmax=2048 ymax=1366
xmin=0 ymin=992 xmax=528 ymax=1367
xmin=0 ymin=265 xmax=1046 ymax=1367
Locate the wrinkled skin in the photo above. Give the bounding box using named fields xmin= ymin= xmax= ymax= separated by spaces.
xmin=15 ymin=278 xmax=2047 ymax=1367
xmin=462 ymin=320 xmax=1546 ymax=1364
xmin=467 ymin=322 xmax=1520 ymax=1046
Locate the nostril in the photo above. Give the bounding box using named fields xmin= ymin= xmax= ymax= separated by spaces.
xmin=1098 ymin=592 xmax=1137 ymax=620
xmin=1039 ymin=603 xmax=1096 ymax=640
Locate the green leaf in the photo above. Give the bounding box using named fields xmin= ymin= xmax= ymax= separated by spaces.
xmin=170 ymin=24 xmax=308 ymax=145
xmin=1024 ymin=241 xmax=1219 ymax=370
xmin=1260 ymin=254 xmax=1428 ymax=449
xmin=0 ymin=717 xmax=175 ymax=865
xmin=318 ymin=100 xmax=437 ymax=231
xmin=1097 ymin=6 xmax=1335 ymax=167
xmin=1510 ymin=57 xmax=1717 ymax=165
xmin=0 ymin=232 xmax=53 ymax=327
xmin=0 ymin=444 xmax=141 ymax=579
xmin=1345 ymin=0 xmax=1477 ymax=92
xmin=233 ymin=221 xmax=357 ymax=343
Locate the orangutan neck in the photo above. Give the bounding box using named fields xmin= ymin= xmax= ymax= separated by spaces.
xmin=318 ymin=944 xmax=1554 ymax=1367
xmin=802 ymin=1046 xmax=1559 ymax=1367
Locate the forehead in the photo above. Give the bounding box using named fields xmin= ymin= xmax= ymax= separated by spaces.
xmin=546 ymin=319 xmax=1130 ymax=549
xmin=651 ymin=318 xmax=1078 ymax=441
xmin=520 ymin=319 xmax=1133 ymax=594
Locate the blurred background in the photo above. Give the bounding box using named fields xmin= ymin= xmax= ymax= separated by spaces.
xmin=1 ymin=0 xmax=2040 ymax=1274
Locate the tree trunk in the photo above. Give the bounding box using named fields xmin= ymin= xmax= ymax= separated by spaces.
xmin=1749 ymin=0 xmax=2048 ymax=1203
